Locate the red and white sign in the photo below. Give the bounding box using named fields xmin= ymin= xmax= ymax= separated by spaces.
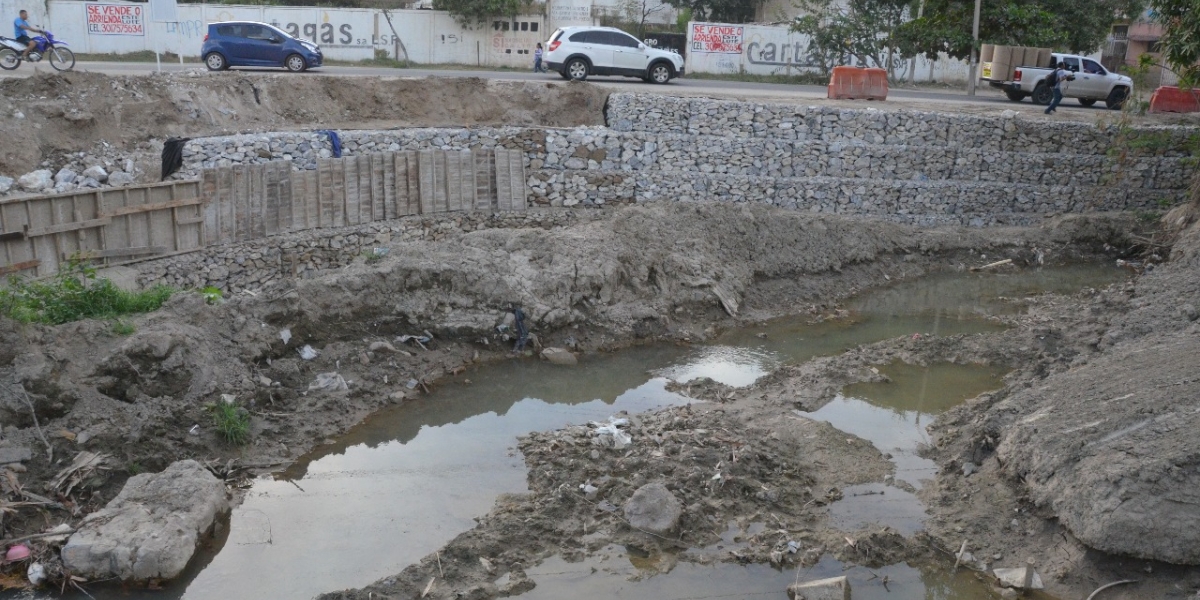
xmin=86 ymin=4 xmax=145 ymax=36
xmin=690 ymin=24 xmax=743 ymax=54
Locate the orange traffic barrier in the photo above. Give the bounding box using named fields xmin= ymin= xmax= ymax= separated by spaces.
xmin=1149 ymin=86 xmax=1200 ymax=114
xmin=827 ymin=66 xmax=888 ymax=101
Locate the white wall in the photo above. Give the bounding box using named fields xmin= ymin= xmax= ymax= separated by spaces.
xmin=685 ymin=21 xmax=974 ymax=83
xmin=1 ymin=0 xmax=549 ymax=66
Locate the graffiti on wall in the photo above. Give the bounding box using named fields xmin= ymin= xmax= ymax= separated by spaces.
xmin=690 ymin=24 xmax=742 ymax=53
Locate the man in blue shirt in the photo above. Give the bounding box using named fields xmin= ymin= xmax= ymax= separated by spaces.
xmin=13 ymin=10 xmax=43 ymax=61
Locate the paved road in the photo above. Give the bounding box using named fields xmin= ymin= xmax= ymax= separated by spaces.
xmin=3 ymin=60 xmax=1123 ymax=114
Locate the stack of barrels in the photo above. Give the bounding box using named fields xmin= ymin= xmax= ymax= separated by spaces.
xmin=980 ymin=45 xmax=1054 ymax=82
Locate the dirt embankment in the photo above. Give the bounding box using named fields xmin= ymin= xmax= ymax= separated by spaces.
xmin=0 ymin=71 xmax=608 ymax=179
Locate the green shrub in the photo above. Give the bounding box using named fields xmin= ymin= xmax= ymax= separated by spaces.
xmin=210 ymin=402 xmax=250 ymax=445
xmin=0 ymin=259 xmax=174 ymax=325
xmin=111 ymin=319 xmax=136 ymax=335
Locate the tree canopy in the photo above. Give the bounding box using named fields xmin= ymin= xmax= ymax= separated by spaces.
xmin=432 ymin=0 xmax=524 ymax=25
xmin=895 ymin=0 xmax=1145 ymax=61
xmin=1151 ymin=0 xmax=1200 ymax=86
xmin=661 ymin=0 xmax=761 ymax=24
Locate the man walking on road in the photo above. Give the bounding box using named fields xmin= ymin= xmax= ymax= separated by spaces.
xmin=13 ymin=10 xmax=43 ymax=61
xmin=1044 ymin=61 xmax=1070 ymax=115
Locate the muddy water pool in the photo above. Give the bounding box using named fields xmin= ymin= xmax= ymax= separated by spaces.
xmin=71 ymin=264 xmax=1125 ymax=600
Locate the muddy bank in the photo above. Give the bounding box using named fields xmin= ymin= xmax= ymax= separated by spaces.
xmin=0 ymin=71 xmax=608 ymax=182
xmin=310 ymin=207 xmax=1200 ymax=600
xmin=0 ymin=202 xmax=1138 ymax=589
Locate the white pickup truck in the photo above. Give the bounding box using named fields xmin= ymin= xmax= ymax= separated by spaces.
xmin=988 ymin=53 xmax=1133 ymax=109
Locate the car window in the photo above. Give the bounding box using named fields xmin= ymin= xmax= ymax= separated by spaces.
xmin=549 ymin=29 xmax=563 ymax=42
xmin=215 ymin=24 xmax=238 ymax=37
xmin=1082 ymin=59 xmax=1105 ymax=75
xmin=1063 ymin=56 xmax=1081 ymax=72
xmin=608 ymin=32 xmax=641 ymax=48
xmin=568 ymin=31 xmax=592 ymax=43
xmin=244 ymin=25 xmax=273 ymax=41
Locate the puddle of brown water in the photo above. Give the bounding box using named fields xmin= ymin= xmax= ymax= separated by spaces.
xmin=63 ymin=265 xmax=1120 ymax=600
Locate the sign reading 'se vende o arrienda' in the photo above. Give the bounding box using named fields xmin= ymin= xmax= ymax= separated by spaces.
xmin=86 ymin=4 xmax=145 ymax=36
xmin=690 ymin=24 xmax=743 ymax=53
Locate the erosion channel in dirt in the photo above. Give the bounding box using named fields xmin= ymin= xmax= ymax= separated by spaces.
xmin=62 ymin=263 xmax=1126 ymax=600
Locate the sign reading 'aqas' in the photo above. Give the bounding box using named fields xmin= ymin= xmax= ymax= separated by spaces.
xmin=86 ymin=4 xmax=145 ymax=36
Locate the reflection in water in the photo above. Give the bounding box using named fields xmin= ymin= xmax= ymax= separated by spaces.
xmin=811 ymin=362 xmax=1007 ymax=534
xmin=521 ymin=548 xmax=1001 ymax=600
xmin=69 ymin=265 xmax=1119 ymax=600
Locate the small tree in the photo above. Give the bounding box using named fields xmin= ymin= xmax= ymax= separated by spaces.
xmin=1152 ymin=0 xmax=1200 ymax=87
xmin=663 ymin=0 xmax=762 ymax=24
xmin=622 ymin=0 xmax=672 ymax=38
xmin=792 ymin=0 xmax=911 ymax=76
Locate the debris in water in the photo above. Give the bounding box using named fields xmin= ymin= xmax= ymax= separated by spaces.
xmin=298 ymin=345 xmax=319 ymax=360
xmin=279 ymin=328 xmax=292 ymax=345
xmin=26 ymin=562 xmax=45 ymax=585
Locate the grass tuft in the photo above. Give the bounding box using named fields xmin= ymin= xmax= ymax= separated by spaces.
xmin=0 ymin=259 xmax=174 ymax=325
xmin=211 ymin=402 xmax=250 ymax=445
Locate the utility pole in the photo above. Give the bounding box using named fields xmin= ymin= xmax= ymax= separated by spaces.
xmin=967 ymin=0 xmax=981 ymax=95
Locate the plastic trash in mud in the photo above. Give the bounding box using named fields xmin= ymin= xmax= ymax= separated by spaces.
xmin=27 ymin=562 xmax=46 ymax=585
xmin=579 ymin=482 xmax=599 ymax=500
xmin=298 ymin=345 xmax=319 ymax=360
xmin=590 ymin=416 xmax=632 ymax=449
xmin=309 ymin=372 xmax=349 ymax=392
xmin=396 ymin=332 xmax=433 ymax=351
xmin=5 ymin=544 xmax=30 ymax=562
xmin=372 ymin=247 xmax=389 ymax=257
xmin=280 ymin=328 xmax=292 ymax=345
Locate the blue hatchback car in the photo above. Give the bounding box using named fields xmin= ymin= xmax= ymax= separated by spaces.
xmin=201 ymin=21 xmax=322 ymax=72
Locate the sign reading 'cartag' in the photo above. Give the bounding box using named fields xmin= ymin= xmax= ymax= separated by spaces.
xmin=86 ymin=4 xmax=145 ymax=36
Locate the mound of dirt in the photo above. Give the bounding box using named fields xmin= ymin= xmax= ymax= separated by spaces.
xmin=0 ymin=71 xmax=608 ymax=178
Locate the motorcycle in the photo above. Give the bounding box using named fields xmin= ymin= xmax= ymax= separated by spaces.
xmin=0 ymin=31 xmax=75 ymax=71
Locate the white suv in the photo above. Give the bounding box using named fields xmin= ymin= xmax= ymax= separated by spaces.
xmin=544 ymin=26 xmax=685 ymax=84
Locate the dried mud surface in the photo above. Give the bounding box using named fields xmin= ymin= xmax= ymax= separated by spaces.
xmin=0 ymin=71 xmax=608 ymax=178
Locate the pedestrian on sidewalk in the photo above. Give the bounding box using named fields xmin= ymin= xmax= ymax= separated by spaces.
xmin=534 ymin=42 xmax=546 ymax=73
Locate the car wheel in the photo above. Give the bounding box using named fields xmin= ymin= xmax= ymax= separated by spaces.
xmin=285 ymin=53 xmax=307 ymax=73
xmin=205 ymin=52 xmax=228 ymax=71
xmin=559 ymin=69 xmax=571 ymax=80
xmin=566 ymin=58 xmax=589 ymax=81
xmin=1105 ymin=87 xmax=1128 ymax=110
xmin=1078 ymin=98 xmax=1097 ymax=107
xmin=648 ymin=62 xmax=672 ymax=84
xmin=1031 ymin=84 xmax=1053 ymax=106
xmin=1004 ymin=90 xmax=1026 ymax=102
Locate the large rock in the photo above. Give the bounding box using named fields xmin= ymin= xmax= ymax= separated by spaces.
xmin=82 ymin=165 xmax=108 ymax=182
xmin=0 ymin=176 xmax=13 ymax=194
xmin=622 ymin=482 xmax=682 ymax=535
xmin=108 ymin=171 xmax=136 ymax=187
xmin=18 ymin=169 xmax=52 ymax=192
xmin=541 ymin=347 xmax=577 ymax=365
xmin=62 ymin=460 xmax=228 ymax=581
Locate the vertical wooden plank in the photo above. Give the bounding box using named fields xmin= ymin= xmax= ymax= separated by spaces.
xmin=405 ymin=151 xmax=420 ymax=216
xmin=304 ymin=170 xmax=319 ymax=230
xmin=495 ymin=149 xmax=512 ymax=212
xmin=220 ymin=168 xmax=236 ymax=244
xmin=265 ymin=163 xmax=281 ymax=236
xmin=383 ymin=153 xmax=398 ymax=220
xmin=202 ymin=170 xmax=218 ymax=245
xmin=462 ymin=151 xmax=477 ymax=213
xmin=342 ymin=158 xmax=358 ymax=226
xmin=145 ymin=185 xmax=172 ymax=259
xmin=318 ymin=159 xmax=335 ymax=228
xmin=475 ymin=151 xmax=495 ymax=212
xmin=358 ymin=155 xmax=372 ymax=224
xmin=446 ymin=152 xmax=463 ymax=212
xmin=2 ymin=202 xmax=30 ymax=273
xmin=418 ymin=150 xmax=436 ymax=215
xmin=508 ymin=149 xmax=527 ymax=212
xmin=278 ymin=163 xmax=293 ymax=234
xmin=372 ymin=153 xmax=386 ymax=222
